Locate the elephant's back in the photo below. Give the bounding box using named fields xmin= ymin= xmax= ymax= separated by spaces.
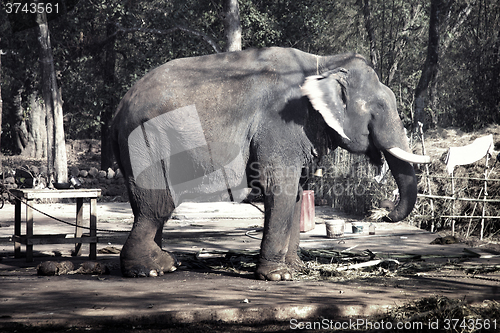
xmin=112 ymin=47 xmax=317 ymax=141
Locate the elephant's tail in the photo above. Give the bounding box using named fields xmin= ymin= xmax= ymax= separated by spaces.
xmin=109 ymin=109 xmax=127 ymax=183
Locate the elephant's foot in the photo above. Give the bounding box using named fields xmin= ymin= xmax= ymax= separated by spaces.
xmin=255 ymin=259 xmax=292 ymax=281
xmin=286 ymin=254 xmax=305 ymax=272
xmin=120 ymin=240 xmax=177 ymax=277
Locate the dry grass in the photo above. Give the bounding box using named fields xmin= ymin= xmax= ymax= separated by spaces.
xmin=368 ymin=207 xmax=390 ymax=221
xmin=374 ymin=297 xmax=500 ymax=333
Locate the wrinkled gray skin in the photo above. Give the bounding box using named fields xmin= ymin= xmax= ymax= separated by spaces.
xmin=111 ymin=47 xmax=417 ymax=280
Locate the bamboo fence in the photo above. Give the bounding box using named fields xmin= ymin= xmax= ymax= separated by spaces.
xmin=416 ymin=123 xmax=498 ymax=240
xmin=417 ymin=164 xmax=499 ymax=240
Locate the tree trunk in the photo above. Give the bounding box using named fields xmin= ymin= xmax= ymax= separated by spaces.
xmin=0 ymin=46 xmax=3 ymax=176
xmin=222 ymin=0 xmax=242 ymax=52
xmin=359 ymin=0 xmax=378 ymax=72
xmin=413 ymin=0 xmax=452 ymax=129
xmin=37 ymin=8 xmax=68 ymax=184
xmin=101 ymin=22 xmax=117 ymax=170
xmin=19 ymin=93 xmax=46 ymax=158
xmin=13 ymin=88 xmax=28 ymax=155
xmin=29 ymin=92 xmax=47 ymax=159
xmin=53 ymin=85 xmax=67 ymax=183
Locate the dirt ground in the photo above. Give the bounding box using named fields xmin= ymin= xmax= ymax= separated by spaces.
xmin=1 ymin=201 xmax=499 ymax=332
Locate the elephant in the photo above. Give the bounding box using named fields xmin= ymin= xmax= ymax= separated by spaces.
xmin=110 ymin=47 xmax=430 ymax=280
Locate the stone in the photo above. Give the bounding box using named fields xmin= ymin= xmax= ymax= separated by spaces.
xmin=5 ymin=183 xmax=18 ymax=190
xmin=31 ymin=166 xmax=39 ymax=176
xmin=39 ymin=165 xmax=48 ymax=176
xmin=5 ymin=177 xmax=15 ymax=184
xmin=98 ymin=170 xmax=107 ymax=179
xmin=107 ymin=168 xmax=115 ymax=179
xmin=88 ymin=167 xmax=99 ymax=178
xmin=79 ymin=170 xmax=88 ymax=177
xmin=69 ymin=166 xmax=80 ymax=177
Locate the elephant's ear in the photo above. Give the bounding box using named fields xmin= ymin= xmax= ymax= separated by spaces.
xmin=301 ymin=68 xmax=350 ymax=140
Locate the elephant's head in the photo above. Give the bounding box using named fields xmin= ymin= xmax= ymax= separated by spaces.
xmin=301 ymin=58 xmax=429 ymax=222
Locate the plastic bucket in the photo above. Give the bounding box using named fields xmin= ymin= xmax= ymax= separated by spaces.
xmin=325 ymin=220 xmax=345 ymax=238
xmin=351 ymin=223 xmax=364 ymax=234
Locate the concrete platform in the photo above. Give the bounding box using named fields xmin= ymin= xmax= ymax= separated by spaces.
xmin=0 ymin=201 xmax=499 ymax=329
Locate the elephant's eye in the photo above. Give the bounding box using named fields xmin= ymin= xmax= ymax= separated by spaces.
xmin=376 ymin=100 xmax=386 ymax=111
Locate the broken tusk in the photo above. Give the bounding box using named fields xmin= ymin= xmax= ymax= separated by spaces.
xmin=387 ymin=147 xmax=431 ymax=164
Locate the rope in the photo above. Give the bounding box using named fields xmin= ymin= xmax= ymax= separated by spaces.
xmin=245 ymin=228 xmax=263 ymax=240
xmin=1 ymin=186 xmax=130 ymax=233
xmin=2 ymin=187 xmax=267 ymax=234
xmin=1 ymin=182 xmax=267 ymax=234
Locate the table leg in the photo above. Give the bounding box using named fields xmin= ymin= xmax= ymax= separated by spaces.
xmin=75 ymin=198 xmax=84 ymax=256
xmin=90 ymin=198 xmax=97 ymax=260
xmin=14 ymin=198 xmax=21 ymax=258
xmin=26 ymin=200 xmax=33 ymax=262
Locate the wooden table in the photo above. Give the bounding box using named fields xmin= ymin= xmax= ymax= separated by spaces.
xmin=11 ymin=188 xmax=101 ymax=262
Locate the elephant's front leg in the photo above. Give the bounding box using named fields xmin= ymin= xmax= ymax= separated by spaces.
xmin=255 ymin=178 xmax=301 ymax=281
xmin=285 ymin=186 xmax=304 ymax=271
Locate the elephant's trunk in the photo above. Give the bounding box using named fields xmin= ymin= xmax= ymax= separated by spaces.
xmin=382 ymin=150 xmax=418 ymax=222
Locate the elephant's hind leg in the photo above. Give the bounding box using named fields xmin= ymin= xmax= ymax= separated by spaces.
xmin=120 ymin=188 xmax=177 ymax=277
xmin=120 ymin=227 xmax=177 ymax=277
